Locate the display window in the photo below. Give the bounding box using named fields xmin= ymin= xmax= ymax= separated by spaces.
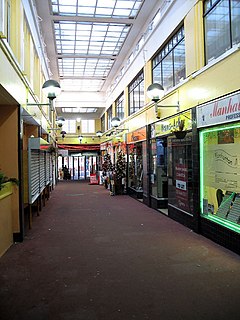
xmin=167 ymin=134 xmax=194 ymax=215
xmin=200 ymin=123 xmax=240 ymax=233
xmin=128 ymin=142 xmax=143 ymax=191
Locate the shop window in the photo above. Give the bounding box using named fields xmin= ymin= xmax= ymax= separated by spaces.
xmin=167 ymin=134 xmax=194 ymax=215
xmin=107 ymin=105 xmax=112 ymax=130
xmin=200 ymin=123 xmax=240 ymax=233
xmin=128 ymin=143 xmax=143 ymax=190
xmin=101 ymin=114 xmax=105 ymax=133
xmin=152 ymin=26 xmax=185 ymax=90
xmin=115 ymin=92 xmax=124 ymax=120
xmin=150 ymin=138 xmax=168 ymax=199
xmin=128 ymin=71 xmax=144 ymax=116
xmin=204 ymin=0 xmax=240 ymax=64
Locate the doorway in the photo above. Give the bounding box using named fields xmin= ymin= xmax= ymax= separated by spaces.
xmin=58 ymin=155 xmax=97 ymax=180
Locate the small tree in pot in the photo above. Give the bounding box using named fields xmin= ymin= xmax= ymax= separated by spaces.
xmin=115 ymin=150 xmax=126 ymax=195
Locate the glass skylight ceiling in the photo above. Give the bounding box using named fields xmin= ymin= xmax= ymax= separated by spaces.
xmin=58 ymin=57 xmax=114 ymax=77
xmin=55 ymin=22 xmax=130 ymax=56
xmin=52 ymin=0 xmax=143 ymax=18
xmin=51 ymin=0 xmax=144 ymax=96
xmin=60 ymin=79 xmax=105 ymax=91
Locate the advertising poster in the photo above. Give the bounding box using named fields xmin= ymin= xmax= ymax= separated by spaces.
xmin=175 ymin=164 xmax=189 ymax=211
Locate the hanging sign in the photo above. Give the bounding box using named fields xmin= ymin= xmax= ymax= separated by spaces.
xmin=90 ymin=174 xmax=98 ymax=185
xmin=152 ymin=110 xmax=192 ymax=138
xmin=127 ymin=127 xmax=146 ymax=143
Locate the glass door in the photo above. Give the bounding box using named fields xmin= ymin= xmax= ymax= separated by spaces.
xmin=58 ymin=155 xmax=97 ymax=180
xmin=79 ymin=156 xmax=85 ymax=180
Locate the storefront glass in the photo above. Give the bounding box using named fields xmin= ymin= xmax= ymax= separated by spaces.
xmin=150 ymin=138 xmax=168 ymax=199
xmin=167 ymin=134 xmax=194 ymax=215
xmin=128 ymin=142 xmax=143 ymax=191
xmin=200 ymin=123 xmax=240 ymax=233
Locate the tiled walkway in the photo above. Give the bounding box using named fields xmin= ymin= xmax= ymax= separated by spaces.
xmin=0 ymin=181 xmax=240 ymax=320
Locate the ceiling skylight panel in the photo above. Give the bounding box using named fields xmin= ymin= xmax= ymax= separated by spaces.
xmin=59 ymin=0 xmax=76 ymax=5
xmin=60 ymin=34 xmax=75 ymax=41
xmin=108 ymin=25 xmax=125 ymax=32
xmin=95 ymin=8 xmax=113 ymax=16
xmin=106 ymin=31 xmax=122 ymax=38
xmin=90 ymin=41 xmax=103 ymax=47
xmin=77 ymin=7 xmax=95 ymax=16
xmin=77 ymin=24 xmax=92 ymax=31
xmin=134 ymin=0 xmax=143 ymax=9
xmin=91 ymin=30 xmax=106 ymax=37
xmin=59 ymin=22 xmax=76 ymax=31
xmin=113 ymin=8 xmax=131 ymax=16
xmin=78 ymin=0 xmax=97 ymax=6
xmin=98 ymin=0 xmax=115 ymax=8
xmin=115 ymin=1 xmax=135 ymax=9
xmin=76 ymin=30 xmax=91 ymax=37
xmin=59 ymin=6 xmax=76 ymax=15
xmin=89 ymin=49 xmax=102 ymax=54
xmin=75 ymin=44 xmax=89 ymax=49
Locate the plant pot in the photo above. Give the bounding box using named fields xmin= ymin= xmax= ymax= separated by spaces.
xmin=115 ymin=178 xmax=124 ymax=195
xmin=174 ymin=130 xmax=187 ymax=139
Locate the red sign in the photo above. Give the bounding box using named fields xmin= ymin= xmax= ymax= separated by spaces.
xmin=90 ymin=174 xmax=98 ymax=185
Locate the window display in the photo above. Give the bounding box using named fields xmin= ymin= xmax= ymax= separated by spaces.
xmin=200 ymin=123 xmax=240 ymax=233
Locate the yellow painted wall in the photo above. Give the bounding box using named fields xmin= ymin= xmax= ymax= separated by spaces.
xmin=10 ymin=0 xmax=23 ymax=63
xmin=57 ymin=135 xmax=100 ymax=145
xmin=0 ymin=105 xmax=20 ymax=233
xmin=185 ymin=1 xmax=204 ymax=76
xmin=0 ymin=187 xmax=13 ymax=257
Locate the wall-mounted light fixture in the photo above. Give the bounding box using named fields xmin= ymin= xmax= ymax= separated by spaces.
xmin=56 ymin=116 xmax=65 ymax=128
xmin=147 ymin=83 xmax=165 ymax=102
xmin=96 ymin=131 xmax=103 ymax=138
xmin=147 ymin=83 xmax=180 ymax=119
xmin=111 ymin=117 xmax=121 ymax=128
xmin=78 ymin=135 xmax=83 ymax=143
xmin=27 ymin=80 xmax=61 ymax=111
xmin=61 ymin=131 xmax=66 ymax=139
xmin=48 ymin=117 xmax=65 ymax=133
xmin=110 ymin=116 xmax=129 ymax=135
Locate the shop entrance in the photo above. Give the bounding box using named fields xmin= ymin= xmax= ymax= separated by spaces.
xmin=150 ymin=137 xmax=168 ymax=210
xmin=58 ymin=155 xmax=97 ymax=180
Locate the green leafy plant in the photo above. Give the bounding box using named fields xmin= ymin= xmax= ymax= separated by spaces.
xmin=171 ymin=120 xmax=187 ymax=139
xmin=48 ymin=145 xmax=58 ymax=155
xmin=0 ymin=171 xmax=19 ymax=191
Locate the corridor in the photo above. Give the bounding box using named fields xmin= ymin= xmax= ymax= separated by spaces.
xmin=0 ymin=181 xmax=240 ymax=320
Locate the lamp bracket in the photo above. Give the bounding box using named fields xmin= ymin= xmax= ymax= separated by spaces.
xmin=48 ymin=128 xmax=60 ymax=131
xmin=27 ymin=103 xmax=50 ymax=106
xmin=26 ymin=101 xmax=54 ymax=112
xmin=155 ymin=102 xmax=180 ymax=112
xmin=115 ymin=128 xmax=129 ymax=132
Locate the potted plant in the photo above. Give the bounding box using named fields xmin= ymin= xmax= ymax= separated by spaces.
xmin=172 ymin=120 xmax=187 ymax=139
xmin=48 ymin=145 xmax=58 ymax=155
xmin=0 ymin=171 xmax=19 ymax=191
xmin=115 ymin=150 xmax=126 ymax=195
